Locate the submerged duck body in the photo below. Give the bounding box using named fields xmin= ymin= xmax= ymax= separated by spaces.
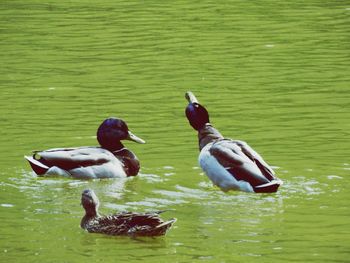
xmin=185 ymin=92 xmax=282 ymax=193
xmin=25 ymin=118 xmax=145 ymax=179
xmin=81 ymin=189 xmax=176 ymax=237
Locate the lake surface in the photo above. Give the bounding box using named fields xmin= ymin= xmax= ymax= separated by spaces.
xmin=1 ymin=1 xmax=349 ymax=262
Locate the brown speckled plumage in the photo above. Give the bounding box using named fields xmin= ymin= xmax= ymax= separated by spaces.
xmin=80 ymin=189 xmax=176 ymax=237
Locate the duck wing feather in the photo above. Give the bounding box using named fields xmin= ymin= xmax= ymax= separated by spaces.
xmin=92 ymin=212 xmax=166 ymax=236
xmin=34 ymin=147 xmax=113 ymax=170
xmin=209 ymin=140 xmax=275 ymax=186
xmin=232 ymin=140 xmax=276 ymax=180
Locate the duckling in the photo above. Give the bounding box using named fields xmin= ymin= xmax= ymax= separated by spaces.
xmin=185 ymin=91 xmax=282 ymax=193
xmin=80 ymin=189 xmax=176 ymax=237
xmin=24 ymin=118 xmax=145 ymax=179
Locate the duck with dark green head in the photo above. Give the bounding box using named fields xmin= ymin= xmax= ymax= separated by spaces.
xmin=185 ymin=91 xmax=282 ymax=193
xmin=81 ymin=189 xmax=176 ymax=237
xmin=24 ymin=117 xmax=145 ymax=179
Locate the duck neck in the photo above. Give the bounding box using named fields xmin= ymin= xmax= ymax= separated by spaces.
xmin=103 ymin=141 xmax=124 ymax=152
xmin=81 ymin=207 xmax=100 ymax=228
xmin=198 ymin=123 xmax=224 ymax=150
xmin=82 ymin=201 xmax=100 ymax=217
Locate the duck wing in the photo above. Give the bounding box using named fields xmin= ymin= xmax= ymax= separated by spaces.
xmin=209 ymin=140 xmax=274 ymax=187
xmin=232 ymin=140 xmax=276 ymax=180
xmin=32 ymin=147 xmax=113 ymax=171
xmin=92 ymin=212 xmax=171 ymax=236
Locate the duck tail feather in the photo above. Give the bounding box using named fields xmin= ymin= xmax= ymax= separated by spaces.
xmin=254 ymin=179 xmax=283 ymax=193
xmin=148 ymin=209 xmax=175 ymax=215
xmin=24 ymin=155 xmax=49 ymax=175
xmin=155 ymin=218 xmax=177 ymax=229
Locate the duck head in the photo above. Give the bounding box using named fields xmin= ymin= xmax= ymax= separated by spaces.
xmin=97 ymin=117 xmax=145 ymax=151
xmin=185 ymin=92 xmax=224 ymax=149
xmin=81 ymin=189 xmax=100 ymax=216
xmin=185 ymin=91 xmax=210 ymax=130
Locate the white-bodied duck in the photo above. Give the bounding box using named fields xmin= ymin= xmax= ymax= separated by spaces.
xmin=185 ymin=92 xmax=282 ymax=193
xmin=81 ymin=189 xmax=176 ymax=237
xmin=24 ymin=117 xmax=145 ymax=179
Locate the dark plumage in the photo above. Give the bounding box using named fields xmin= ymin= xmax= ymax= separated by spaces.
xmin=185 ymin=91 xmax=282 ymax=193
xmin=24 ymin=118 xmax=145 ymax=179
xmin=80 ymin=189 xmax=176 ymax=237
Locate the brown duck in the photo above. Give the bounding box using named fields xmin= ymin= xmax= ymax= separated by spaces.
xmin=80 ymin=189 xmax=176 ymax=237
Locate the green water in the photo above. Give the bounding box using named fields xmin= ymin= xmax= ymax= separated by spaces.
xmin=1 ymin=1 xmax=349 ymax=262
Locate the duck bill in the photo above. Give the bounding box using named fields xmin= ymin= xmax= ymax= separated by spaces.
xmin=127 ymin=131 xmax=146 ymax=144
xmin=185 ymin=91 xmax=199 ymax=104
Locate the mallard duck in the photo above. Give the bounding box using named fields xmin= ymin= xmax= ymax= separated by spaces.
xmin=80 ymin=189 xmax=176 ymax=237
xmin=185 ymin=91 xmax=282 ymax=193
xmin=24 ymin=118 xmax=145 ymax=179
